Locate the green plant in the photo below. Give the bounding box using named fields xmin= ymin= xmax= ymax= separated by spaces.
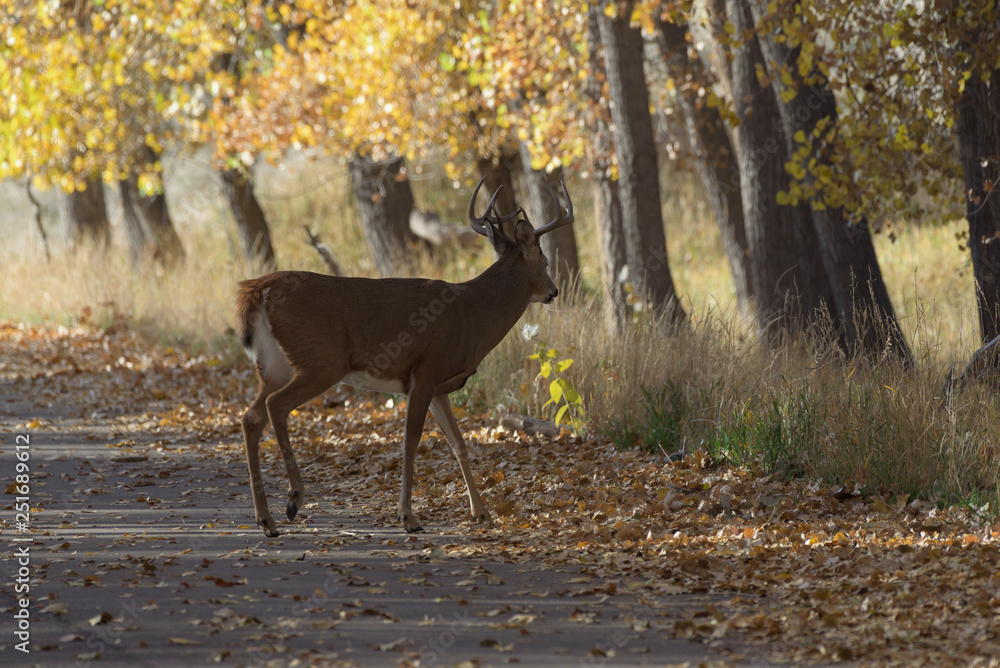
xmin=606 ymin=382 xmax=687 ymax=455
xmin=525 ymin=329 xmax=585 ymax=433
xmin=706 ymin=395 xmax=815 ymax=476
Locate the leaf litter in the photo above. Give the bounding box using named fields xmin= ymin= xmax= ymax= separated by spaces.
xmin=4 ymin=323 xmax=1000 ymax=665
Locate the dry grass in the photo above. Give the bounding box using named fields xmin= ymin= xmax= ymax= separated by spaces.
xmin=1 ymin=153 xmax=997 ymax=506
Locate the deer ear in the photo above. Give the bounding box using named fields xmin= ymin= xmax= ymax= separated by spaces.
xmin=488 ymin=222 xmax=510 ymax=254
xmin=513 ymin=220 xmax=536 ymax=253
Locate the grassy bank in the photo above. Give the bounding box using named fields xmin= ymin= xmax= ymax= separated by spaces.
xmin=0 ymin=153 xmax=995 ymax=509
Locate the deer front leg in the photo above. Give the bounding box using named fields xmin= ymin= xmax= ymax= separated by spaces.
xmin=429 ymin=395 xmax=492 ymax=526
xmin=242 ymin=382 xmax=279 ymax=538
xmin=399 ymin=382 xmax=435 ymax=532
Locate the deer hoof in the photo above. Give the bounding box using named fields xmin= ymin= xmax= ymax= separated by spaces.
xmin=260 ymin=518 xmax=280 ymax=538
xmin=400 ymin=514 xmax=424 ymax=533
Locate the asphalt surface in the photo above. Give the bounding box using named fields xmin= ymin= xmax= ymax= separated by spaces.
xmin=0 ymin=391 xmax=745 ymax=667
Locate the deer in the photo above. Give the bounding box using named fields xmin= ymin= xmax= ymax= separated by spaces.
xmin=235 ymin=176 xmax=574 ymax=537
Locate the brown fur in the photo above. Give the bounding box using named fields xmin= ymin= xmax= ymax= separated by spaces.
xmin=236 ymin=179 xmax=574 ymax=536
xmin=235 ymin=278 xmax=269 ymax=349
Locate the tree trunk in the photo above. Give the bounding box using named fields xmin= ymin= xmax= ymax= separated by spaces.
xmin=588 ymin=6 xmax=631 ymax=330
xmin=61 ymin=177 xmax=111 ymax=251
xmin=348 ymin=154 xmax=417 ymax=277
xmin=956 ymin=68 xmax=1000 ymax=343
xmin=655 ymin=13 xmax=752 ymax=309
xmin=593 ymin=173 xmax=631 ymax=328
xmin=597 ymin=0 xmax=686 ymax=325
xmin=220 ymin=168 xmax=277 ymax=273
xmin=725 ymin=0 xmax=823 ymax=343
xmin=119 ymin=146 xmax=184 ymax=266
xmin=516 ymin=143 xmax=580 ymax=287
xmin=477 ymin=152 xmax=522 ymax=238
xmin=747 ymin=0 xmax=912 ymax=365
xmin=24 ymin=178 xmax=50 ymax=262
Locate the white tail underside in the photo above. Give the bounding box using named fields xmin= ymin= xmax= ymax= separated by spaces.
xmin=247 ymin=311 xmax=295 ymax=388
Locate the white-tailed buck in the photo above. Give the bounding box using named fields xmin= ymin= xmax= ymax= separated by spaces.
xmin=236 ymin=176 xmax=574 ymax=536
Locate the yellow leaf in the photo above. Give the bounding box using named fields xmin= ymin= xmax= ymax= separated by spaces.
xmin=549 ymin=379 xmax=564 ymax=404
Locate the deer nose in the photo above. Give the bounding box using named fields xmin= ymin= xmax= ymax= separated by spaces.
xmin=544 ymin=288 xmax=558 ymax=304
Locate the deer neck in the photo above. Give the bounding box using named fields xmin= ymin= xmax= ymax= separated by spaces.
xmin=461 ymin=251 xmax=533 ymax=345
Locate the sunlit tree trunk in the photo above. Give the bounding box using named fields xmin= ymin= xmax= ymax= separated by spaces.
xmin=593 ymin=172 xmax=631 ymax=328
xmin=348 ymin=154 xmax=417 ymax=277
xmin=516 ymin=144 xmax=580 ymax=288
xmin=597 ymin=0 xmax=686 ymax=326
xmin=655 ymin=14 xmax=753 ymax=310
xmin=588 ymin=6 xmax=630 ymax=330
xmin=221 ymin=168 xmax=277 ymax=273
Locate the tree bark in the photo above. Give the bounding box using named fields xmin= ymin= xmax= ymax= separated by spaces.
xmin=515 ymin=143 xmax=580 ymax=287
xmin=348 ymin=154 xmax=417 ymax=277
xmin=725 ymin=0 xmax=827 ymax=343
xmin=748 ymin=0 xmax=912 ymax=365
xmin=61 ymin=177 xmax=111 ymax=251
xmin=593 ymin=172 xmax=631 ymax=328
xmin=956 ymin=68 xmax=1000 ymax=343
xmin=119 ymin=146 xmax=184 ymax=266
xmin=655 ymin=13 xmax=752 ymax=309
xmin=476 ymin=152 xmax=522 ymax=239
xmin=597 ymin=0 xmax=686 ymax=325
xmin=220 ymin=168 xmax=277 ymax=273
xmin=588 ymin=6 xmax=631 ymax=330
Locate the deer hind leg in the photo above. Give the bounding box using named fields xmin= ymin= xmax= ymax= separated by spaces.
xmin=242 ymin=376 xmax=283 ymax=538
xmin=265 ymin=372 xmax=338 ymax=525
xmin=429 ymin=395 xmax=492 ymax=527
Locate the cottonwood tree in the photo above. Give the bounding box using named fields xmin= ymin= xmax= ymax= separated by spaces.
xmin=61 ymin=177 xmax=112 ymax=252
xmin=654 ymin=7 xmax=752 ymax=310
xmin=597 ymin=0 xmax=687 ymax=325
xmin=348 ymin=155 xmax=419 ymax=277
xmin=1 ymin=0 xmax=239 ymax=258
xmin=588 ymin=5 xmax=631 ymax=329
xmin=119 ymin=146 xmax=185 ymax=266
xmin=744 ymin=0 xmax=911 ymax=365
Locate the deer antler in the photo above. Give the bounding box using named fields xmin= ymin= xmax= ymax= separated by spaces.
xmin=533 ymin=180 xmax=574 ymax=237
xmin=467 ymin=175 xmax=509 ymax=248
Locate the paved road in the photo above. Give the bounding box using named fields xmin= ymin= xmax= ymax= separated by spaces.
xmin=0 ymin=391 xmax=744 ymax=667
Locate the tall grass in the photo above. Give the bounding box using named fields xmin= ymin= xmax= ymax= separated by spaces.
xmin=1 ymin=152 xmax=996 ymax=506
